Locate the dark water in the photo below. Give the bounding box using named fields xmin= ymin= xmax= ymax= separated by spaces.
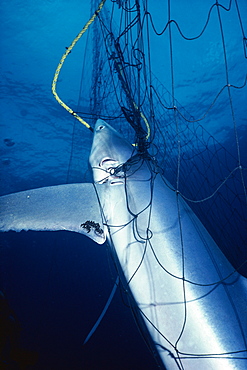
xmin=1 ymin=230 xmax=160 ymax=369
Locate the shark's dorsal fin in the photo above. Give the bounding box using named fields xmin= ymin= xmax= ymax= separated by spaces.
xmin=0 ymin=183 xmax=106 ymax=244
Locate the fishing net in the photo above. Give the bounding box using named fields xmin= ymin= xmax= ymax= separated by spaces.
xmin=74 ymin=0 xmax=247 ymax=275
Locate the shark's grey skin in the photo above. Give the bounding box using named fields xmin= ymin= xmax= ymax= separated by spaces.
xmin=0 ymin=119 xmax=247 ymax=369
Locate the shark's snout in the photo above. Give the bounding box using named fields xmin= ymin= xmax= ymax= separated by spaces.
xmin=90 ymin=120 xmax=134 ymax=184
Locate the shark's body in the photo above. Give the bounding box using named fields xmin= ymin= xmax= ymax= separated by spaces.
xmin=1 ymin=119 xmax=247 ymax=369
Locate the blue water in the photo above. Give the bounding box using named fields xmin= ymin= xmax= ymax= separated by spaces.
xmin=1 ymin=1 xmax=246 ymax=369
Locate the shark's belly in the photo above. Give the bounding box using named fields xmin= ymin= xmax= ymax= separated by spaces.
xmin=105 ymin=174 xmax=247 ymax=370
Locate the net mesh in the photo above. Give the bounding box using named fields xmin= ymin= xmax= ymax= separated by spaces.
xmin=74 ymin=0 xmax=246 ymax=274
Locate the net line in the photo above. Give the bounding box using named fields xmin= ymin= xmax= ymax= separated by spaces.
xmin=79 ymin=0 xmax=247 ymax=274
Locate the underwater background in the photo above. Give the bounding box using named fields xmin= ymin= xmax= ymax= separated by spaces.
xmin=0 ymin=1 xmax=246 ymax=369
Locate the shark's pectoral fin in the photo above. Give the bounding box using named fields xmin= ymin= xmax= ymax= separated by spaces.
xmin=0 ymin=183 xmax=106 ymax=244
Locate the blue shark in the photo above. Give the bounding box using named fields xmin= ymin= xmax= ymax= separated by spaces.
xmin=1 ymin=119 xmax=247 ymax=369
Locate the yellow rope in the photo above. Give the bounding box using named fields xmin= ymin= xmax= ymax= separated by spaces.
xmin=134 ymin=103 xmax=151 ymax=140
xmin=51 ymin=0 xmax=106 ymax=131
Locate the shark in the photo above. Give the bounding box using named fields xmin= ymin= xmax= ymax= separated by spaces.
xmin=0 ymin=119 xmax=247 ymax=369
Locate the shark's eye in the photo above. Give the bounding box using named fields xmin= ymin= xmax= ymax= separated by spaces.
xmin=96 ymin=125 xmax=105 ymax=131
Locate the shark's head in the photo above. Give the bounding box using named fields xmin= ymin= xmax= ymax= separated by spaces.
xmin=89 ymin=119 xmax=135 ymax=185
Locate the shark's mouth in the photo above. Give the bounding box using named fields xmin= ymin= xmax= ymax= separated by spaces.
xmin=99 ymin=157 xmax=117 ymax=168
xmin=99 ymin=157 xmax=124 ymax=185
